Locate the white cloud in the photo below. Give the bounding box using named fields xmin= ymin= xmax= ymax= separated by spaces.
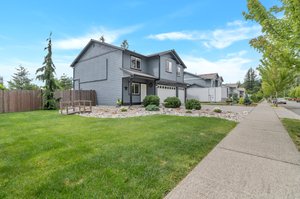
xmin=147 ymin=31 xmax=206 ymax=41
xmin=183 ymin=53 xmax=253 ymax=83
xmin=147 ymin=20 xmax=261 ymax=49
xmin=55 ymin=25 xmax=141 ymax=50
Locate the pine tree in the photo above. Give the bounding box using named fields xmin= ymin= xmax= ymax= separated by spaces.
xmin=120 ymin=40 xmax=129 ymax=49
xmin=58 ymin=74 xmax=72 ymax=90
xmin=8 ymin=65 xmax=37 ymax=90
xmin=36 ymin=33 xmax=58 ymax=109
xmin=99 ymin=35 xmax=105 ymax=42
xmin=243 ymin=68 xmax=260 ymax=93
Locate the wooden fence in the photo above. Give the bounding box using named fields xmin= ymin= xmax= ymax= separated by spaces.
xmin=0 ymin=90 xmax=97 ymax=113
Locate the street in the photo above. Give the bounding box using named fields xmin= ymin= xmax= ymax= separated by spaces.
xmin=279 ymin=101 xmax=300 ymax=116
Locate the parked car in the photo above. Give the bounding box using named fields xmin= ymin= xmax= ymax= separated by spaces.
xmin=277 ymin=98 xmax=287 ymax=104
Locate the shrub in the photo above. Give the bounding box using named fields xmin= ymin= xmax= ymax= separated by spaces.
xmin=145 ymin=104 xmax=160 ymax=111
xmin=164 ymin=97 xmax=181 ymax=108
xmin=120 ymin=107 xmax=127 ymax=112
xmin=244 ymin=94 xmax=252 ymax=106
xmin=143 ymin=95 xmax=160 ymax=107
xmin=225 ymin=98 xmax=233 ymax=105
xmin=116 ymin=99 xmax=122 ymax=106
xmin=213 ymin=107 xmax=222 ymax=113
xmin=185 ymin=99 xmax=201 ymax=110
xmin=239 ymin=97 xmax=244 ymax=105
xmin=250 ymin=91 xmax=263 ymax=103
xmin=232 ymin=93 xmax=239 ymax=103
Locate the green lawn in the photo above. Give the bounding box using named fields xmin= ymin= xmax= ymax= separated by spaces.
xmin=282 ymin=118 xmax=300 ymax=151
xmin=0 ymin=111 xmax=236 ymax=198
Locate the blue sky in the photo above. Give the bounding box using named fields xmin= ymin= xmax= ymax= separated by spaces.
xmin=0 ymin=0 xmax=279 ymax=85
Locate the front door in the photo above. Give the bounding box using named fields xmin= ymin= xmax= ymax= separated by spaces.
xmin=141 ymin=84 xmax=147 ymax=102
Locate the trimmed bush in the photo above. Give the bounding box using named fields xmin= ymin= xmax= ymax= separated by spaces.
xmin=143 ymin=95 xmax=160 ymax=107
xmin=239 ymin=97 xmax=244 ymax=105
xmin=213 ymin=107 xmax=222 ymax=113
xmin=244 ymin=94 xmax=252 ymax=106
xmin=145 ymin=104 xmax=160 ymax=111
xmin=185 ymin=99 xmax=201 ymax=110
xmin=164 ymin=97 xmax=181 ymax=108
xmin=120 ymin=107 xmax=127 ymax=112
xmin=225 ymin=98 xmax=233 ymax=105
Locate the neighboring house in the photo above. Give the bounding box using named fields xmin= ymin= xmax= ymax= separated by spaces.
xmin=224 ymin=83 xmax=245 ymax=98
xmin=71 ymin=39 xmax=187 ymax=105
xmin=0 ymin=76 xmax=3 ymax=84
xmin=184 ymin=72 xmax=228 ymax=102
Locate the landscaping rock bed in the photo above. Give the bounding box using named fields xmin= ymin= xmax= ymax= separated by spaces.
xmin=80 ymin=105 xmax=250 ymax=122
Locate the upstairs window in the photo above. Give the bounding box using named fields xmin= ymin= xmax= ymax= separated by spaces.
xmin=166 ymin=60 xmax=172 ymax=73
xmin=177 ymin=66 xmax=181 ymax=76
xmin=131 ymin=56 xmax=141 ymax=70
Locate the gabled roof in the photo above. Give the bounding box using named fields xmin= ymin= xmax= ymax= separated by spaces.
xmin=147 ymin=49 xmax=187 ymax=68
xmin=224 ymin=83 xmax=238 ymax=88
xmin=120 ymin=68 xmax=158 ymax=79
xmin=184 ymin=71 xmax=204 ymax=78
xmin=70 ymin=40 xmax=187 ymax=68
xmin=70 ymin=39 xmax=123 ymax=67
xmin=198 ymin=73 xmax=219 ymax=80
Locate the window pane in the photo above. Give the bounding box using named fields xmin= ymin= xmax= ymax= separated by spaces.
xmin=131 ymin=57 xmax=136 ymax=68
xmin=136 ymin=59 xmax=141 ymax=69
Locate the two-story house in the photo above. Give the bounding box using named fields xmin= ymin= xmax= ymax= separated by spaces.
xmin=71 ymin=39 xmax=187 ymax=105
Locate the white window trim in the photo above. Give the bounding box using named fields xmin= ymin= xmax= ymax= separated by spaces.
xmin=131 ymin=56 xmax=141 ymax=70
xmin=165 ymin=60 xmax=172 ymax=73
xmin=177 ymin=66 xmax=181 ymax=76
xmin=130 ymin=83 xmax=140 ymax=95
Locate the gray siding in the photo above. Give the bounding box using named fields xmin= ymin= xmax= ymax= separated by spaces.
xmin=73 ymin=44 xmax=123 ymax=105
xmin=146 ymin=56 xmax=159 ymax=77
xmin=122 ymin=52 xmax=147 ymax=72
xmin=160 ymin=54 xmax=184 ymax=83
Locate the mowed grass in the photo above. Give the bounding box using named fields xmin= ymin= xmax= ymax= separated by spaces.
xmin=282 ymin=118 xmax=300 ymax=151
xmin=0 ymin=111 xmax=236 ymax=198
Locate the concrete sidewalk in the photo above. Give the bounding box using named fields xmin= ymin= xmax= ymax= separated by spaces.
xmin=166 ymin=101 xmax=300 ymax=199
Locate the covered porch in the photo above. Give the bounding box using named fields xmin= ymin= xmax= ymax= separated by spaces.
xmin=121 ymin=69 xmax=158 ymax=105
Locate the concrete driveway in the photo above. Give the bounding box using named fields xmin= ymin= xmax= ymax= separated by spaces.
xmin=279 ymin=101 xmax=300 ymax=116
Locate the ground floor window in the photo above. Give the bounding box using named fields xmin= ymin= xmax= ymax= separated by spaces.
xmin=131 ymin=83 xmax=140 ymax=95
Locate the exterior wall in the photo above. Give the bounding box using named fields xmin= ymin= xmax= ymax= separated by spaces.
xmin=184 ymin=73 xmax=206 ymax=87
xmin=73 ymin=44 xmax=123 ymax=105
xmin=187 ymin=87 xmax=228 ymax=102
xmin=122 ymin=77 xmax=155 ymax=104
xmin=160 ymin=54 xmax=184 ymax=83
xmin=122 ymin=52 xmax=148 ymax=73
xmin=146 ymin=56 xmax=159 ymax=77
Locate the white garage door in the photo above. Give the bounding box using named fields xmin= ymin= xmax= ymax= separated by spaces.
xmin=157 ymin=85 xmax=176 ymax=103
xmin=178 ymin=87 xmax=185 ymax=104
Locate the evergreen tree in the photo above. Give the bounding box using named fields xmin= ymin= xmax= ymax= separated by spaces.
xmin=0 ymin=83 xmax=6 ymax=90
xmin=99 ymin=35 xmax=105 ymax=42
xmin=57 ymin=74 xmax=72 ymax=90
xmin=36 ymin=33 xmax=58 ymax=109
xmin=8 ymin=65 xmax=38 ymax=90
xmin=243 ymin=68 xmax=260 ymax=94
xmin=120 ymin=40 xmax=129 ymax=49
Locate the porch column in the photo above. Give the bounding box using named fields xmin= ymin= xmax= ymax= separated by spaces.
xmin=129 ymin=77 xmax=133 ymax=106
